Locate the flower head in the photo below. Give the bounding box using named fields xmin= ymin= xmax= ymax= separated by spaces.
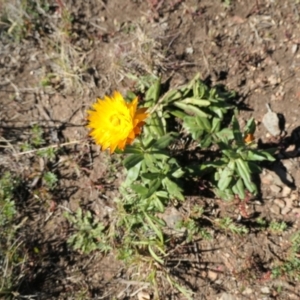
xmin=87 ymin=91 xmax=148 ymax=153
xmin=244 ymin=133 xmax=255 ymax=144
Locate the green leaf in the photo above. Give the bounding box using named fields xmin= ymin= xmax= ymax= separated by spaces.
xmin=181 ymin=98 xmax=211 ymax=106
xmin=163 ymin=177 xmax=184 ymax=201
xmin=144 ymin=153 xmax=156 ymax=169
xmin=123 ymin=154 xmax=144 ymax=170
xmin=217 ymin=161 xmax=235 ymax=191
xmin=144 ymin=212 xmax=164 ymax=243
xmin=145 ymin=78 xmax=161 ymax=104
xmin=122 ymin=144 xmax=143 ymax=154
xmin=170 ymin=109 xmax=187 ymax=119
xmin=152 ymin=196 xmax=165 ymax=212
xmin=147 ymin=112 xmax=166 ymax=138
xmin=151 ymin=134 xmax=174 ymax=149
xmin=142 ymin=172 xmax=162 ymax=180
xmin=215 ymin=128 xmax=234 ymax=142
xmin=130 ymin=184 xmax=148 ymax=196
xmin=171 ymin=168 xmax=185 ymax=178
xmin=173 ymin=101 xmax=208 ymax=117
xmin=199 ymin=135 xmax=212 ymax=148
xmin=156 ymin=191 xmax=168 ymax=198
xmin=244 ymin=117 xmax=256 ymax=135
xmin=232 ymin=178 xmax=245 ymax=200
xmin=236 ymin=158 xmax=251 ymax=182
xmin=232 ymin=116 xmax=243 ymax=145
xmin=236 ymin=159 xmax=257 ymax=194
xmin=222 ymin=149 xmax=239 ymax=159
xmin=124 ymin=161 xmax=142 ymax=186
xmin=148 ymin=245 xmax=164 ymax=264
xmin=247 ymin=150 xmax=275 ymax=162
xmin=163 ymin=89 xmax=182 ymax=103
xmin=248 ymin=162 xmax=261 ymax=173
xmin=145 ymin=178 xmax=162 ymax=198
xmin=211 ymin=117 xmax=221 ymax=133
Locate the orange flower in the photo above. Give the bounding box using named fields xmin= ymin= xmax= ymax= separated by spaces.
xmin=244 ymin=133 xmax=255 ymax=144
xmin=87 ymin=91 xmax=148 ymax=153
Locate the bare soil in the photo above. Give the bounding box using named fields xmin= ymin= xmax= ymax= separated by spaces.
xmin=2 ymin=0 xmax=300 ymax=299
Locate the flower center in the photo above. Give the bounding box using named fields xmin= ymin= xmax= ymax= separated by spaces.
xmin=110 ymin=114 xmax=121 ymax=126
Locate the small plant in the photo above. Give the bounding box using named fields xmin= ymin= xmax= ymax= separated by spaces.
xmin=269 ymin=221 xmax=288 ymax=233
xmin=68 ymin=74 xmax=276 ymax=298
xmin=43 ymin=171 xmax=58 ymax=190
xmin=0 ymin=172 xmax=25 ymax=296
xmin=217 ymin=217 xmax=248 ymax=235
xmin=65 ymin=208 xmax=111 ymax=254
xmin=272 ymin=231 xmax=300 ymax=279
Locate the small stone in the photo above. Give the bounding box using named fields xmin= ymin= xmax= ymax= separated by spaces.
xmin=270 ymin=205 xmax=281 ymax=215
xmin=261 ymin=173 xmax=274 ymax=185
xmin=261 ymin=286 xmax=270 ymax=294
xmin=208 ymin=270 xmax=218 ymax=281
xmin=137 ymin=291 xmax=150 ymax=300
xmin=270 ymin=184 xmax=282 ymax=194
xmin=274 ymin=199 xmax=285 ymax=208
xmin=282 ymin=195 xmax=295 ymax=215
xmin=242 ymin=287 xmax=253 ymax=295
xmin=262 ymin=103 xmax=281 ymax=137
xmin=292 ymin=43 xmax=298 ymax=54
xmin=218 ymin=293 xmax=238 ymax=300
xmin=282 ymin=186 xmax=292 ymax=197
xmin=282 ymin=207 xmax=292 ymax=215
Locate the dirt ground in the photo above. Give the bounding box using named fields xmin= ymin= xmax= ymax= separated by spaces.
xmin=2 ymin=0 xmax=300 ymax=299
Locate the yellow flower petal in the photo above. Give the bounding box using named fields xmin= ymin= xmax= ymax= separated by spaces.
xmin=86 ymin=92 xmax=148 ymax=153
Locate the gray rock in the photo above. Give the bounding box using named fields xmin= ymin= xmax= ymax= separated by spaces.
xmin=262 ymin=103 xmax=281 ymax=136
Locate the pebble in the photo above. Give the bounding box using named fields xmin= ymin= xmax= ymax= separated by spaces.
xmin=261 ymin=173 xmax=274 ymax=185
xmin=282 ymin=195 xmax=295 ymax=215
xmin=274 ymin=199 xmax=285 ymax=208
xmin=218 ymin=293 xmax=238 ymax=300
xmin=282 ymin=206 xmax=292 ymax=215
xmin=242 ymin=287 xmax=253 ymax=295
xmin=208 ymin=270 xmax=218 ymax=281
xmin=261 ymin=286 xmax=270 ymax=294
xmin=282 ymin=186 xmax=292 ymax=197
xmin=137 ymin=291 xmax=150 ymax=300
xmin=270 ymin=184 xmax=281 ymax=194
xmin=270 ymin=204 xmax=281 ymax=215
xmin=262 ymin=104 xmax=281 ymax=136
